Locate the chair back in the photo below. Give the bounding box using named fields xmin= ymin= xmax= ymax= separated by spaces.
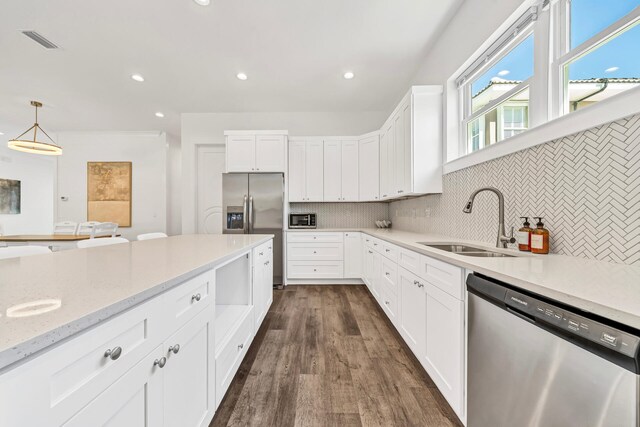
xmin=77 ymin=221 xmax=101 ymax=235
xmin=137 ymin=232 xmax=168 ymax=241
xmin=77 ymin=237 xmax=129 ymax=249
xmin=53 ymin=221 xmax=78 ymax=235
xmin=90 ymin=222 xmax=119 ymax=238
xmin=0 ymin=246 xmax=51 ymax=260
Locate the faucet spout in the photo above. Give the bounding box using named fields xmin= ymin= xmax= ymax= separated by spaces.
xmin=462 ymin=187 xmax=514 ymax=248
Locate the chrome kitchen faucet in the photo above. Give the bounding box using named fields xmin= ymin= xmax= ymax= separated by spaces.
xmin=463 ymin=187 xmax=516 ymax=248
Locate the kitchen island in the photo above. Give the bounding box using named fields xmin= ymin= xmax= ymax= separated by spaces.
xmin=0 ymin=234 xmax=274 ymax=427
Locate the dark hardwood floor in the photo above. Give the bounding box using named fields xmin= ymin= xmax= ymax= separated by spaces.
xmin=211 ymin=285 xmax=463 ymax=427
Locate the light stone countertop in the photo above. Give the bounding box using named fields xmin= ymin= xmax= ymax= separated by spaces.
xmin=0 ymin=234 xmax=272 ymax=371
xmin=286 ymin=228 xmax=640 ymax=330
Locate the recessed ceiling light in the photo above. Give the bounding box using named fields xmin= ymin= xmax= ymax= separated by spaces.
xmin=131 ymin=74 xmax=145 ymax=82
xmin=343 ymin=72 xmax=355 ymax=80
xmin=0 ymin=132 xmax=4 ymax=135
xmin=193 ymin=0 xmax=210 ymax=5
xmin=237 ymin=73 xmax=248 ymax=80
xmin=155 ymin=112 xmax=165 ymax=118
xmin=605 ymin=66 xmax=619 ymax=73
xmin=497 ymin=70 xmax=510 ymax=76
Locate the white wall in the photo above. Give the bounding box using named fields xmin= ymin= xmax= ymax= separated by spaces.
xmin=0 ymin=143 xmax=56 ymax=235
xmin=167 ymin=134 xmax=182 ymax=236
xmin=56 ymin=132 xmax=168 ymax=240
xmin=180 ymin=111 xmax=388 ymax=234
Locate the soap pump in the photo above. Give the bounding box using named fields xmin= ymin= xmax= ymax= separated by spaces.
xmin=517 ymin=217 xmax=533 ymax=252
xmin=531 ymin=217 xmax=550 ymax=254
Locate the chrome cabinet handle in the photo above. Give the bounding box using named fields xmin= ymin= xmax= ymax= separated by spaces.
xmin=313 ymin=251 xmax=317 ymax=254
xmin=264 ymin=261 xmax=270 ymax=265
xmin=191 ymin=293 xmax=202 ymax=302
xmin=154 ymin=357 xmax=167 ymax=368
xmin=368 ymin=250 xmax=373 ymax=254
xmin=385 ymin=272 xmax=390 ymax=276
xmin=237 ymin=343 xmax=244 ymax=351
xmin=259 ymin=251 xmax=264 ymax=256
xmin=385 ymin=301 xmax=390 ymax=305
xmin=385 ymin=249 xmax=390 ymax=252
xmin=104 ymin=346 xmax=122 ymax=360
xmin=168 ymin=344 xmax=180 ymax=354
xmin=418 ymin=283 xmax=424 ymax=288
xmin=398 ymin=190 xmax=403 ymax=194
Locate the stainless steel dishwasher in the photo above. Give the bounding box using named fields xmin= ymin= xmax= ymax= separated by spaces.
xmin=467 ymin=273 xmax=640 ymax=427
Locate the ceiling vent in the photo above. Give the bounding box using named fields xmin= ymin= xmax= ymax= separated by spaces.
xmin=21 ymin=31 xmax=59 ymax=49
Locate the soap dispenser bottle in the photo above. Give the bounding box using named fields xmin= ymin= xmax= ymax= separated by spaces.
xmin=517 ymin=217 xmax=533 ymax=252
xmin=531 ymin=217 xmax=550 ymax=254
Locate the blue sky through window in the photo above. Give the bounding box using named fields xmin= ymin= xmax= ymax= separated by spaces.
xmin=471 ymin=1 xmax=639 ymax=99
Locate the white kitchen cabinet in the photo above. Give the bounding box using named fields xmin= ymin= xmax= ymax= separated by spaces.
xmin=398 ymin=267 xmax=426 ymax=358
xmin=363 ymin=245 xmax=376 ymax=295
xmin=163 ymin=308 xmax=215 ymax=427
xmin=344 ymin=232 xmax=362 ymax=278
xmin=286 ymin=232 xmax=345 ymax=280
xmin=393 ymin=99 xmax=410 ymax=196
xmin=341 ymin=140 xmax=359 ymax=201
xmin=225 ymin=131 xmax=287 ymax=173
xmin=358 ymin=134 xmax=380 ymax=201
xmin=63 ymin=347 xmax=164 ymax=427
xmin=424 ymin=281 xmax=464 ymax=419
xmin=323 ymin=140 xmax=342 ymax=201
xmin=288 ymin=139 xmax=323 ymax=202
xmin=253 ymin=241 xmax=273 ymax=332
xmin=323 ymin=139 xmax=359 ymax=202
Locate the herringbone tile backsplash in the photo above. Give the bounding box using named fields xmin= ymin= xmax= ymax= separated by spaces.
xmin=290 ymin=202 xmax=389 ymax=228
xmin=391 ymin=114 xmax=640 ymax=265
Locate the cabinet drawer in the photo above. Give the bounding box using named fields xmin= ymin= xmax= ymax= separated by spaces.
xmin=379 ymin=285 xmax=398 ymax=323
xmin=381 ymin=241 xmax=399 ymax=263
xmin=398 ymin=248 xmax=421 ymax=275
xmin=370 ymin=237 xmax=384 ymax=253
xmin=0 ymin=296 xmax=165 ymax=426
xmin=215 ymin=308 xmax=254 ymax=406
xmin=287 ymin=242 xmax=343 ymax=261
xmin=164 ymin=270 xmax=213 ymax=333
xmin=287 ymin=232 xmax=343 ymax=243
xmin=419 ymin=255 xmax=464 ymax=300
xmin=254 ymin=240 xmax=273 ymax=265
xmin=287 ymin=261 xmax=344 ymax=279
xmin=380 ymin=257 xmax=398 ymax=295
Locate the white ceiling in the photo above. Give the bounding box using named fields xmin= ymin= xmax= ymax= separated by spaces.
xmin=0 ymin=0 xmax=462 ymax=138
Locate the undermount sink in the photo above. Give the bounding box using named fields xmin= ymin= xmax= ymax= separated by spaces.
xmin=418 ymin=243 xmax=516 ymax=258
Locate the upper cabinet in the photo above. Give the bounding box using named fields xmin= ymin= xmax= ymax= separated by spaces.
xmin=225 ymin=131 xmax=287 ymax=173
xmin=288 ymin=138 xmax=323 ymax=202
xmin=323 ymin=139 xmax=359 ymax=202
xmin=381 ymin=86 xmax=443 ymax=199
xmin=358 ymin=133 xmax=380 ymax=201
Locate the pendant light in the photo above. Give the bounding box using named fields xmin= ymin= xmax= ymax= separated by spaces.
xmin=8 ymin=101 xmax=62 ymax=155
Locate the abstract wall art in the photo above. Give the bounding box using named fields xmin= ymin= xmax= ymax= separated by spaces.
xmin=0 ymin=179 xmax=21 ymax=214
xmin=87 ymin=162 xmax=132 ymax=227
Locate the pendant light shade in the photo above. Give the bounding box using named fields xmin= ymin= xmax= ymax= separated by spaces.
xmin=8 ymin=101 xmax=62 ymax=156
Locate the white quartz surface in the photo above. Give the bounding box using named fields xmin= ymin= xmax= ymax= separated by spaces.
xmin=0 ymin=234 xmax=272 ymax=370
xmin=287 ymin=228 xmax=640 ymax=330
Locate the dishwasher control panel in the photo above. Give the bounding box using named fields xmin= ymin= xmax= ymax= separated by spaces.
xmin=505 ymin=289 xmax=640 ymax=358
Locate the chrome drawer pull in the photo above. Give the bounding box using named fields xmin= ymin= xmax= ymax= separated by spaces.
xmin=168 ymin=344 xmax=180 ymax=354
xmin=418 ymin=283 xmax=424 ymax=288
xmin=259 ymin=251 xmax=264 ymax=256
xmin=104 ymin=346 xmax=122 ymax=360
xmin=368 ymin=250 xmax=373 ymax=254
xmin=191 ymin=293 xmax=202 ymax=302
xmin=264 ymin=261 xmax=270 ymax=266
xmin=238 ymin=343 xmax=244 ymax=351
xmin=385 ymin=272 xmax=390 ymax=276
xmin=154 ymin=357 xmax=167 ymax=368
xmin=385 ymin=249 xmax=390 ymax=252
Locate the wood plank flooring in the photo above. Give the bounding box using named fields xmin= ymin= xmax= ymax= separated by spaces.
xmin=211 ymin=285 xmax=463 ymax=427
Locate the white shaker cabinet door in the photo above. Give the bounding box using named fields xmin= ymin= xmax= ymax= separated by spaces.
xmin=358 ymin=135 xmax=380 ymax=201
xmin=341 ymin=140 xmax=359 ymax=201
xmin=163 ymin=308 xmax=215 ymax=427
xmin=256 ymin=135 xmax=286 ymax=172
xmin=379 ymin=130 xmax=389 ymax=199
xmin=344 ymin=232 xmax=362 ymax=278
xmin=62 ymin=348 xmax=164 ymax=427
xmin=306 ymin=140 xmax=324 ymax=202
xmin=398 ymin=267 xmax=426 ymax=359
xmin=288 ymin=140 xmax=306 ymax=202
xmin=424 ymin=281 xmax=464 ymax=418
xmin=226 ymin=135 xmax=256 ymax=172
xmin=323 ymin=140 xmax=342 ymax=201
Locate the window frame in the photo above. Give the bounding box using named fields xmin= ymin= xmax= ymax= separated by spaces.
xmin=499 ymin=102 xmax=530 ymax=140
xmin=446 ymin=0 xmax=640 ymax=173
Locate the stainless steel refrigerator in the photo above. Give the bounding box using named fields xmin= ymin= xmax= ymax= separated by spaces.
xmin=222 ymin=173 xmax=284 ymax=285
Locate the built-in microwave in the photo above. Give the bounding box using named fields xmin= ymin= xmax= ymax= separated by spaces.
xmin=289 ymin=213 xmax=317 ymax=229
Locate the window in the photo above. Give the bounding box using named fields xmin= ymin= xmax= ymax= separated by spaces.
xmin=452 ymin=0 xmax=640 ymax=160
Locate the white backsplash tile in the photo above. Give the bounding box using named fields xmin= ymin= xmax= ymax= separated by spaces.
xmin=391 ymin=114 xmax=640 ymax=265
xmin=290 ymin=202 xmax=389 ymax=229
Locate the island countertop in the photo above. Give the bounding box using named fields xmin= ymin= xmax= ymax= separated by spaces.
xmin=0 ymin=234 xmax=272 ymax=371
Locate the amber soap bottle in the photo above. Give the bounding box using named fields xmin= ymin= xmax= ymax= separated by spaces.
xmin=517 ymin=217 xmax=533 ymax=252
xmin=531 ymin=217 xmax=550 ymax=254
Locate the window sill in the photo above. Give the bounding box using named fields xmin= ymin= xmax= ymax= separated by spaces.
xmin=443 ymin=85 xmax=640 ymax=175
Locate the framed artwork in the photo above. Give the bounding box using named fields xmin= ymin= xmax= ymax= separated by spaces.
xmin=87 ymin=162 xmax=132 ymax=227
xmin=0 ymin=179 xmax=21 ymax=214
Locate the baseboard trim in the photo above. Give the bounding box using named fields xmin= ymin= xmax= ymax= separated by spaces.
xmin=285 ymin=278 xmax=364 ymax=286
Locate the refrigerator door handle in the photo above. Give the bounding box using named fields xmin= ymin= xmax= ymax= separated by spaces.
xmin=248 ymin=196 xmax=254 ymax=233
xmin=243 ymin=195 xmax=248 ymax=234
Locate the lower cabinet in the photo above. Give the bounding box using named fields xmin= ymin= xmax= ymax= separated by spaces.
xmin=398 ymin=267 xmax=426 ymax=358
xmin=344 ymin=232 xmax=363 ymax=278
xmin=253 ymin=241 xmax=274 ymax=331
xmin=423 ymin=282 xmax=464 ymax=417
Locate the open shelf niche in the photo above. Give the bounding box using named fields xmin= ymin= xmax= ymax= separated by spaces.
xmin=214 ymin=251 xmax=252 ymax=353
